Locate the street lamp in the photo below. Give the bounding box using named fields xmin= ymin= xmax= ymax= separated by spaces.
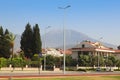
xmin=44 ymin=26 xmax=51 ymax=71
xmin=38 ymin=52 xmax=42 ymax=74
xmin=104 ymin=54 xmax=108 ymax=71
xmin=58 ymin=5 xmax=71 ymax=74
xmin=97 ymin=37 xmax=103 ymax=70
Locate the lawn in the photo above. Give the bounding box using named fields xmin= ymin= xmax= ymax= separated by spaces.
xmin=4 ymin=76 xmax=120 ymax=80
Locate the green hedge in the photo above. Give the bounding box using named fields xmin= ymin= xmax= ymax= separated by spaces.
xmin=77 ymin=68 xmax=87 ymax=72
xmin=66 ymin=67 xmax=77 ymax=71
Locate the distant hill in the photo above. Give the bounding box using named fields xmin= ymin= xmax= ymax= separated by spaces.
xmin=41 ymin=29 xmax=117 ymax=49
xmin=14 ymin=34 xmax=21 ymax=52
xmin=14 ymin=29 xmax=117 ymax=52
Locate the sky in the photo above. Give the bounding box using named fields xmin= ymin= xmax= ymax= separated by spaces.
xmin=0 ymin=0 xmax=120 ymax=45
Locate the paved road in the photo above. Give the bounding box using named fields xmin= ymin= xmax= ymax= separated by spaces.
xmin=0 ymin=70 xmax=120 ymax=78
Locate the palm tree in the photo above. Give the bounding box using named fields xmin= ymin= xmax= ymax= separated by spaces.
xmin=5 ymin=32 xmax=16 ymax=58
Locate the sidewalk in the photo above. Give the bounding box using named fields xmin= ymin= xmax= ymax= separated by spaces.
xmin=0 ymin=68 xmax=65 ymax=76
xmin=0 ymin=70 xmax=120 ymax=80
xmin=0 ymin=67 xmax=63 ymax=74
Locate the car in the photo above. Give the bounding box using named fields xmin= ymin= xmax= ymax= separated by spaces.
xmin=96 ymin=67 xmax=101 ymax=71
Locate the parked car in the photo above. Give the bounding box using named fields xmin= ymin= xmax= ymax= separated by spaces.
xmin=96 ymin=67 xmax=101 ymax=72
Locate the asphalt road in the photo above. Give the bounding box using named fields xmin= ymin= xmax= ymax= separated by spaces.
xmin=0 ymin=70 xmax=120 ymax=78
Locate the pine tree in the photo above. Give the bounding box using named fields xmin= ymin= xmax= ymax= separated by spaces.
xmin=20 ymin=23 xmax=33 ymax=59
xmin=33 ymin=24 xmax=42 ymax=55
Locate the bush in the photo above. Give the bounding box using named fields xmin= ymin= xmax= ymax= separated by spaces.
xmin=66 ymin=67 xmax=77 ymax=71
xmin=0 ymin=58 xmax=8 ymax=67
xmin=7 ymin=57 xmax=26 ymax=68
xmin=77 ymin=68 xmax=97 ymax=72
xmin=77 ymin=68 xmax=87 ymax=72
xmin=86 ymin=68 xmax=96 ymax=71
xmin=30 ymin=61 xmax=40 ymax=67
xmin=114 ymin=69 xmax=120 ymax=71
xmin=46 ymin=65 xmax=54 ymax=71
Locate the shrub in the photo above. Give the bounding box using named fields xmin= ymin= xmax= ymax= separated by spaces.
xmin=114 ymin=69 xmax=120 ymax=71
xmin=7 ymin=57 xmax=26 ymax=67
xmin=86 ymin=68 xmax=96 ymax=71
xmin=0 ymin=58 xmax=7 ymax=67
xmin=77 ymin=68 xmax=87 ymax=72
xmin=66 ymin=67 xmax=77 ymax=71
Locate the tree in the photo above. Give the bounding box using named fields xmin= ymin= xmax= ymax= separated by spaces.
xmin=116 ymin=59 xmax=120 ymax=69
xmin=4 ymin=29 xmax=9 ymax=35
xmin=46 ymin=55 xmax=55 ymax=66
xmin=31 ymin=54 xmax=42 ymax=67
xmin=54 ymin=56 xmax=61 ymax=68
xmin=78 ymin=54 xmax=84 ymax=66
xmin=45 ymin=55 xmax=55 ymax=70
xmin=99 ymin=56 xmax=104 ymax=66
xmin=0 ymin=26 xmax=4 ymax=36
xmin=21 ymin=23 xmax=42 ymax=59
xmin=0 ymin=27 xmax=11 ymax=58
xmin=5 ymin=32 xmax=16 ymax=58
xmin=21 ymin=23 xmax=33 ymax=59
xmin=18 ymin=51 xmax=25 ymax=59
xmin=78 ymin=54 xmax=91 ymax=67
xmin=107 ymin=55 xmax=116 ymax=66
xmin=117 ymin=45 xmax=120 ymax=50
xmin=33 ymin=24 xmax=42 ymax=54
xmin=0 ymin=39 xmax=11 ymax=58
xmin=66 ymin=55 xmax=77 ymax=66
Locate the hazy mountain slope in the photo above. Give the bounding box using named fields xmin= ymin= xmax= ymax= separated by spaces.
xmin=41 ymin=29 xmax=117 ymax=49
xmin=14 ymin=34 xmax=21 ymax=52
xmin=14 ymin=29 xmax=117 ymax=52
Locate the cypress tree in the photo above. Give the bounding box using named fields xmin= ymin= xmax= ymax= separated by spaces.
xmin=33 ymin=24 xmax=42 ymax=55
xmin=4 ymin=29 xmax=9 ymax=35
xmin=21 ymin=23 xmax=42 ymax=59
xmin=0 ymin=26 xmax=4 ymax=36
xmin=20 ymin=23 xmax=33 ymax=59
xmin=0 ymin=27 xmax=11 ymax=58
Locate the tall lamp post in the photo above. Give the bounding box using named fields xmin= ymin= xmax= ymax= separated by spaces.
xmin=97 ymin=37 xmax=103 ymax=70
xmin=58 ymin=5 xmax=71 ymax=74
xmin=44 ymin=26 xmax=51 ymax=71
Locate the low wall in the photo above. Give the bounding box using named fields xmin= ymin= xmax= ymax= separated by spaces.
xmin=0 ymin=67 xmax=42 ymax=71
xmin=0 ymin=66 xmax=60 ymax=71
xmin=1 ymin=66 xmax=118 ymax=71
xmin=77 ymin=66 xmax=119 ymax=70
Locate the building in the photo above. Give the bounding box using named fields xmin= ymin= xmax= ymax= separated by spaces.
xmin=42 ymin=48 xmax=72 ymax=57
xmin=71 ymin=40 xmax=120 ymax=60
xmin=42 ymin=48 xmax=63 ymax=57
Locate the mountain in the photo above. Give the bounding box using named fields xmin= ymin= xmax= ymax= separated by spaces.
xmin=14 ymin=29 xmax=117 ymax=52
xmin=14 ymin=34 xmax=21 ymax=52
xmin=41 ymin=29 xmax=117 ymax=49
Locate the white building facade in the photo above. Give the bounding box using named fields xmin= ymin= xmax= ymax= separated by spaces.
xmin=71 ymin=40 xmax=120 ymax=60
